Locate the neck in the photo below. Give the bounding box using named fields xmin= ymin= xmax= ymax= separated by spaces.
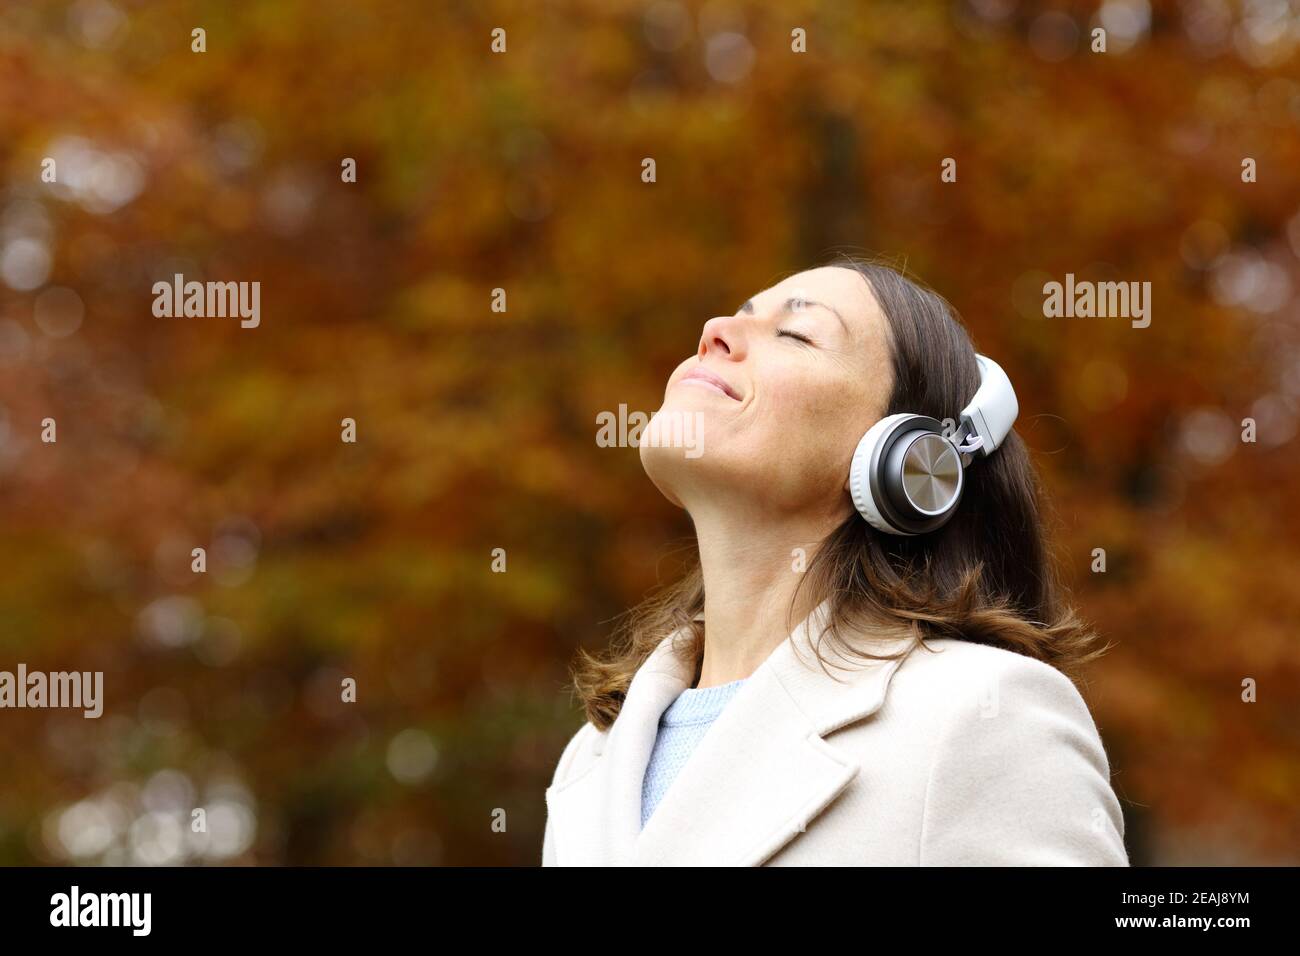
xmin=688 ymin=499 xmax=845 ymax=688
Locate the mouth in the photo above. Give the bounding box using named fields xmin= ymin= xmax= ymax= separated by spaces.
xmin=679 ymin=366 xmax=742 ymax=401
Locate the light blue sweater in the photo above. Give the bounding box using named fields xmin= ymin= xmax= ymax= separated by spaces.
xmin=640 ymin=676 xmax=748 ymax=829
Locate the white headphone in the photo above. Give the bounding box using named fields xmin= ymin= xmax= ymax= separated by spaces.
xmin=849 ymin=354 xmax=1019 ymax=535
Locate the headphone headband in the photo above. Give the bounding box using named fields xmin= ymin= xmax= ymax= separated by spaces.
xmin=958 ymin=354 xmax=1019 ymax=457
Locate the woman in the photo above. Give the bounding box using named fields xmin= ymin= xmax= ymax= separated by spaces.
xmin=542 ymin=255 xmax=1128 ymax=866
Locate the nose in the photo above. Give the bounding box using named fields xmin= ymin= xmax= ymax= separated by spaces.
xmin=697 ymin=314 xmax=747 ymax=362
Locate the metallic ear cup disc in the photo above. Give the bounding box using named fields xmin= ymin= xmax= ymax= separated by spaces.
xmin=874 ymin=416 xmax=964 ymax=534
xmin=883 ymin=429 xmax=967 ymax=535
xmin=898 ymin=432 xmax=963 ymax=515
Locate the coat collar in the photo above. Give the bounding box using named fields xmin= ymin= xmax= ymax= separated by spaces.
xmin=545 ymin=600 xmax=915 ymax=865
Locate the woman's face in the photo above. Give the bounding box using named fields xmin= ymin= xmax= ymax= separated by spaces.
xmin=641 ymin=266 xmax=895 ymax=519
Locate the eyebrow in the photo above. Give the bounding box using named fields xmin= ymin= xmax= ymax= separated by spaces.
xmin=738 ymin=297 xmax=849 ymax=335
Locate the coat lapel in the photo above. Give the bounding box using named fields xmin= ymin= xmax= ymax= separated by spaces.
xmin=546 ymin=602 xmax=914 ymax=866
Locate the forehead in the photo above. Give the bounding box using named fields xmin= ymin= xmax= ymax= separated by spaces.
xmin=752 ymin=266 xmax=883 ymax=335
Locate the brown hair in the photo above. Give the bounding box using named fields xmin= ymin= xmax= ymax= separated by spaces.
xmin=570 ymin=253 xmax=1111 ymax=732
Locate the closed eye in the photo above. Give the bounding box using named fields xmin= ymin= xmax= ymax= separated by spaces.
xmin=776 ymin=328 xmax=814 ymax=346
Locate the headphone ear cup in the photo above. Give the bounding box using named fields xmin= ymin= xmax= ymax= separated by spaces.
xmin=885 ymin=429 xmax=965 ymax=531
xmin=850 ymin=414 xmax=965 ymax=535
xmin=850 ymin=414 xmax=921 ymax=535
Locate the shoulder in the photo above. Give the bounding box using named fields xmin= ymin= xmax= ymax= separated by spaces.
xmin=891 ymin=637 xmax=1096 ymax=716
xmin=546 ymin=719 xmax=606 ymax=792
xmin=888 ymin=639 xmax=1127 ymax=865
xmin=897 ymin=635 xmax=1083 ymax=687
xmin=887 ymin=637 xmax=1109 ymax=772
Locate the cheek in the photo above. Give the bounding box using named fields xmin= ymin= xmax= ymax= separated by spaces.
xmin=772 ymin=370 xmax=858 ymax=438
xmin=747 ymin=372 xmax=862 ymax=481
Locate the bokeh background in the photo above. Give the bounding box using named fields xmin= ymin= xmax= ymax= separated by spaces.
xmin=1 ymin=0 xmax=1298 ymax=866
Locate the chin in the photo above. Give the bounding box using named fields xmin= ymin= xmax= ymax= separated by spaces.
xmin=638 ymin=440 xmax=687 ymax=509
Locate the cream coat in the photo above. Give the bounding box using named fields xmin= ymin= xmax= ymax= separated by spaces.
xmin=543 ymin=603 xmax=1128 ymax=866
